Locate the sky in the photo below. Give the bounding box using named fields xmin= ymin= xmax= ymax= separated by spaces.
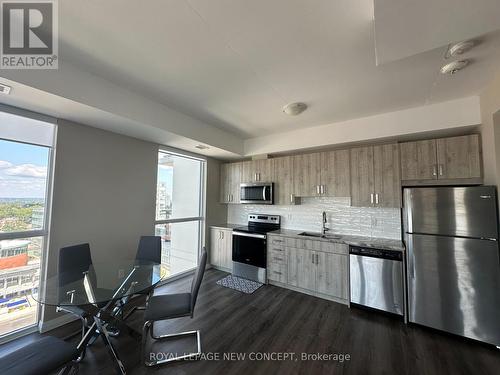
xmin=0 ymin=139 xmax=49 ymax=198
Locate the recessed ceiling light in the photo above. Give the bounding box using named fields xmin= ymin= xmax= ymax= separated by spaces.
xmin=0 ymin=83 xmax=11 ymax=95
xmin=283 ymin=102 xmax=307 ymax=116
xmin=195 ymin=144 xmax=209 ymax=150
xmin=440 ymin=60 xmax=469 ymax=75
xmin=448 ymin=40 xmax=475 ymax=57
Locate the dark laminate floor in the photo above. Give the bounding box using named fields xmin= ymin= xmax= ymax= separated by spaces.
xmin=2 ymin=268 xmax=500 ymax=374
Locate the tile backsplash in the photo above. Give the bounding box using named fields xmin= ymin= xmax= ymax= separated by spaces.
xmin=227 ymin=197 xmax=402 ymax=240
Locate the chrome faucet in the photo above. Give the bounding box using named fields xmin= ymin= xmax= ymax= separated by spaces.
xmin=322 ymin=211 xmax=329 ymax=236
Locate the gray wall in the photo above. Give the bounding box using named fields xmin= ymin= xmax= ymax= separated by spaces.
xmin=204 ymin=157 xmax=227 ymax=240
xmin=43 ymin=119 xmax=158 ymax=323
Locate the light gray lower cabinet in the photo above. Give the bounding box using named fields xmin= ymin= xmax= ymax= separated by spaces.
xmin=268 ymin=235 xmax=348 ymax=302
xmin=210 ymin=227 xmax=232 ymax=270
xmin=288 ymin=247 xmax=316 ymax=292
xmin=316 ymin=252 xmax=348 ymax=299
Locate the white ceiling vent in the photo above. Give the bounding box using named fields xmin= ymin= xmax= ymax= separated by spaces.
xmin=447 ymin=40 xmax=476 ymax=57
xmin=440 ymin=60 xmax=469 ymax=75
xmin=0 ymin=83 xmax=11 ymax=95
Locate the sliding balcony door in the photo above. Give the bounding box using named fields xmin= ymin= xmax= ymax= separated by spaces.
xmin=0 ymin=110 xmax=55 ymax=340
xmin=154 ymin=151 xmax=205 ymax=279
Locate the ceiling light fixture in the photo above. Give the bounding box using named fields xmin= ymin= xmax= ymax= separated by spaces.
xmin=440 ymin=60 xmax=469 ymax=75
xmin=0 ymin=83 xmax=11 ymax=95
xmin=448 ymin=40 xmax=475 ymax=57
xmin=283 ymin=102 xmax=307 ymax=116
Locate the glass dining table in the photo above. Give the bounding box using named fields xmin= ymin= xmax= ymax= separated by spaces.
xmin=34 ymin=259 xmax=165 ymax=375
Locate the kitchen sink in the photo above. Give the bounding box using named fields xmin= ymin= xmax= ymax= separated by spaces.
xmin=298 ymin=232 xmax=342 ymax=240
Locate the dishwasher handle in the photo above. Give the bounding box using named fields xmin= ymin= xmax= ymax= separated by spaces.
xmin=349 ymin=246 xmax=402 ymax=261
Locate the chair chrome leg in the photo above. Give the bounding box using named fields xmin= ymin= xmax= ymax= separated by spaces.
xmin=144 ymin=327 xmax=202 ymax=367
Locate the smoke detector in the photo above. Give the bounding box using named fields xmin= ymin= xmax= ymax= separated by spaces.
xmin=440 ymin=60 xmax=469 ymax=75
xmin=0 ymin=83 xmax=11 ymax=95
xmin=283 ymin=102 xmax=307 ymax=116
xmin=448 ymin=40 xmax=475 ymax=57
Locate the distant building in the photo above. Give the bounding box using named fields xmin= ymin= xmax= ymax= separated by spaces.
xmin=0 ymin=240 xmax=39 ymax=299
xmin=31 ymin=207 xmax=45 ymax=229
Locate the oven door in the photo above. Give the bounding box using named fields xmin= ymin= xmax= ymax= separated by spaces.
xmin=232 ymin=231 xmax=267 ymax=268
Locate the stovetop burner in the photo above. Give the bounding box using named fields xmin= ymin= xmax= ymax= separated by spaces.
xmin=233 ymin=213 xmax=281 ymax=235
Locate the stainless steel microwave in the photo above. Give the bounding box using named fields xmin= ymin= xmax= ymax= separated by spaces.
xmin=240 ymin=183 xmax=274 ymax=204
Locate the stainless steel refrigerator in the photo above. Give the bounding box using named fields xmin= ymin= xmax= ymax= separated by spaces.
xmin=404 ymin=186 xmax=500 ymax=346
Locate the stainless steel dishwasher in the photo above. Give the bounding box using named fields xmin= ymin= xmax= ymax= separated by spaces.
xmin=349 ymin=246 xmax=404 ymax=316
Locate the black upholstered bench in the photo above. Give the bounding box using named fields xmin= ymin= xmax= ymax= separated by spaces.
xmin=0 ymin=336 xmax=79 ymax=375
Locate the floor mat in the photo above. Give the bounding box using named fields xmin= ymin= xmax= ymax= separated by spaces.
xmin=216 ymin=275 xmax=264 ymax=294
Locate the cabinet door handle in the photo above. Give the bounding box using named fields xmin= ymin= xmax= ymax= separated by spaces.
xmin=290 ymin=194 xmax=294 ymax=204
xmin=311 ymin=254 xmax=315 ymax=264
xmin=320 ymin=185 xmax=324 ymax=195
xmin=316 ymin=254 xmax=319 ymax=264
xmin=221 ymin=231 xmax=224 ymax=239
xmin=370 ymin=193 xmax=374 ymax=204
xmin=273 ymin=271 xmax=282 ymax=275
xmin=375 ymin=193 xmax=379 ymax=205
xmin=439 ymin=164 xmax=443 ymax=176
xmin=273 ymin=257 xmax=284 ymax=262
xmin=272 ymin=248 xmax=284 ymax=252
xmin=432 ymin=165 xmax=437 ymax=176
xmin=316 ymin=185 xmax=320 ymax=195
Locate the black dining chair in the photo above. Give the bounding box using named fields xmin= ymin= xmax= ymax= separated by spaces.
xmin=142 ymin=248 xmax=207 ymax=367
xmin=0 ymin=336 xmax=79 ymax=375
xmin=123 ymin=236 xmax=162 ymax=319
xmin=58 ymin=243 xmax=95 ymax=342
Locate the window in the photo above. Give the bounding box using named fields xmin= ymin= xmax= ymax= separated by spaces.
xmin=155 ymin=151 xmax=204 ymax=279
xmin=0 ymin=109 xmax=55 ymax=340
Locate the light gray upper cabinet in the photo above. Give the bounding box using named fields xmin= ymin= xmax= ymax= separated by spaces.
xmin=320 ymin=149 xmax=351 ymax=197
xmin=220 ymin=162 xmax=241 ymax=203
xmin=436 ymin=135 xmax=482 ymax=180
xmin=241 ymin=159 xmax=272 ymax=183
xmin=351 ymin=144 xmax=400 ymax=208
xmin=400 ymin=139 xmax=438 ymax=181
xmin=350 ymin=146 xmax=375 ymax=207
xmin=292 ymin=153 xmax=322 ymax=197
xmin=272 ymin=156 xmax=296 ymax=205
xmin=373 ymin=144 xmax=401 ymax=208
xmin=400 ymin=134 xmax=482 ymax=185
xmin=292 ymin=150 xmax=350 ymax=198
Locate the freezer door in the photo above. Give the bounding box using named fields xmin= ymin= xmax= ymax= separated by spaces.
xmin=403 ymin=186 xmax=498 ymax=239
xmin=407 ymin=233 xmax=500 ymax=346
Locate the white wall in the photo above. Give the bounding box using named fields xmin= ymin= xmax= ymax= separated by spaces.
xmin=244 ymin=97 xmax=481 ymax=156
xmin=227 ymin=197 xmax=401 ymax=240
xmin=43 ymin=119 xmax=158 ymax=323
xmin=480 ymin=71 xmax=500 ymax=185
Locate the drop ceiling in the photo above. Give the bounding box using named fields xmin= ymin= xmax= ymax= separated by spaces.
xmin=55 ymin=0 xmax=500 ymax=140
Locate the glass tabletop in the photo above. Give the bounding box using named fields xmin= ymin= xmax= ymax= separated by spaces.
xmin=34 ymin=259 xmax=164 ymax=307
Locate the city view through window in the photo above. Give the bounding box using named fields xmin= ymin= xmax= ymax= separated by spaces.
xmin=0 ymin=138 xmax=50 ymax=337
xmin=155 ymin=152 xmax=204 ymax=279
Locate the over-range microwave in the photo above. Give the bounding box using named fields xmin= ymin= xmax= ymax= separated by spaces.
xmin=240 ymin=182 xmax=274 ymax=205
